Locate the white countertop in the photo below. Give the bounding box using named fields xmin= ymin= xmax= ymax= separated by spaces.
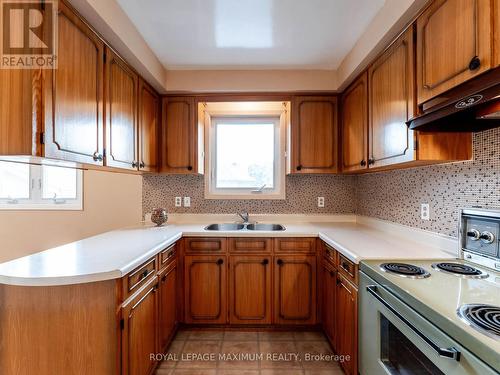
xmin=0 ymin=215 xmax=457 ymax=286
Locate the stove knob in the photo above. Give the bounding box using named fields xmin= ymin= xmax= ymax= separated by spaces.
xmin=466 ymin=229 xmax=480 ymax=240
xmin=479 ymin=231 xmax=495 ymax=244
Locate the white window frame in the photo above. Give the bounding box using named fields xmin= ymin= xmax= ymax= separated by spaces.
xmin=204 ymin=105 xmax=287 ymax=200
xmin=0 ymin=164 xmax=83 ymax=210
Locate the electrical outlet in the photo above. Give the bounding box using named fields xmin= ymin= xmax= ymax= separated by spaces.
xmin=421 ymin=203 xmax=430 ymax=221
xmin=175 ymin=197 xmax=182 ymax=207
xmin=317 ymin=197 xmax=325 ymax=208
xmin=183 ymin=197 xmax=191 ymax=207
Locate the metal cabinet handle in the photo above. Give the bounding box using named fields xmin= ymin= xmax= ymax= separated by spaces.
xmin=140 ymin=269 xmax=149 ymax=279
xmin=139 ymin=161 xmax=145 ymax=169
xmin=187 ymin=166 xmax=193 ymax=171
xmin=341 ymin=261 xmax=351 ymax=272
xmin=132 ymin=161 xmax=138 ymax=168
xmin=368 ymin=158 xmax=375 ymax=165
xmin=217 ymin=258 xmax=224 ymax=265
xmin=360 ymin=160 xmax=367 ymax=167
xmin=469 ymin=56 xmax=481 ymax=71
xmin=277 ymin=259 xmax=284 ymax=266
xmin=93 ymin=152 xmax=103 ymax=162
xmin=366 ymin=285 xmax=461 ymax=361
xmin=296 ymin=165 xmax=302 ymax=171
xmin=262 ymin=259 xmax=269 ymax=265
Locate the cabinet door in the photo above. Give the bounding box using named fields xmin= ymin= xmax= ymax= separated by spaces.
xmin=417 ymin=0 xmax=493 ymax=104
xmin=291 ymin=96 xmax=338 ymax=174
xmin=321 ymin=262 xmax=336 ymax=348
xmin=43 ymin=1 xmax=104 ymax=165
xmin=336 ymin=275 xmax=358 ymax=375
xmin=274 ymin=255 xmax=316 ymax=325
xmin=105 ymin=49 xmax=138 ymax=170
xmin=184 ymin=255 xmax=227 ymax=324
xmin=121 ymin=279 xmax=158 ymax=375
xmin=229 ymin=256 xmax=272 ymax=324
xmin=368 ymin=27 xmax=415 ymax=169
xmin=161 ymin=97 xmax=197 ymax=173
xmin=159 ymin=261 xmax=177 ymax=352
xmin=341 ymin=73 xmax=368 ymax=173
xmin=495 ymin=0 xmax=500 ymax=66
xmin=138 ymin=79 xmax=159 ymax=172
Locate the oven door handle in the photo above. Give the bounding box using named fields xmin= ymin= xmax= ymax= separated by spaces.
xmin=366 ymin=285 xmax=461 ymax=361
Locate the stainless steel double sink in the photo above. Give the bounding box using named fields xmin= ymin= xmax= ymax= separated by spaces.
xmin=204 ymin=223 xmax=285 ymax=231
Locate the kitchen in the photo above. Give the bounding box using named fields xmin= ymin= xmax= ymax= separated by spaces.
xmin=0 ymin=0 xmax=499 ymax=374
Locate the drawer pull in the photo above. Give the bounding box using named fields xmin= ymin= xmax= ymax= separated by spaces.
xmin=262 ymin=259 xmax=269 ymax=265
xmin=277 ymin=259 xmax=284 ymax=266
xmin=341 ymin=261 xmax=351 ymax=272
xmin=217 ymin=258 xmax=224 ymax=265
xmin=141 ymin=269 xmax=149 ymax=279
xmin=469 ymin=56 xmax=481 ymax=71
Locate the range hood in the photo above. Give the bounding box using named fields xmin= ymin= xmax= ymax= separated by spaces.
xmin=408 ymin=68 xmax=500 ymax=132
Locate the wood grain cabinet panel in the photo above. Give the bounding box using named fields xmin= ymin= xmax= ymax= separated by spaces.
xmin=138 ymin=79 xmax=160 ymax=172
xmin=368 ymin=27 xmax=416 ymax=169
xmin=416 ymin=0 xmax=493 ymax=104
xmin=105 ymin=48 xmax=139 ymax=170
xmin=229 ymin=256 xmax=272 ymax=324
xmin=321 ymin=261 xmax=337 ymax=349
xmin=274 ymin=238 xmax=316 ymax=253
xmin=160 ymin=97 xmax=197 ymax=173
xmin=336 ymin=274 xmax=358 ymax=375
xmin=184 ymin=255 xmax=227 ymax=324
xmin=43 ymin=1 xmax=104 ymax=165
xmin=341 ymin=73 xmax=368 ymax=173
xmin=121 ymin=277 xmax=158 ymax=375
xmin=159 ymin=260 xmax=177 ymax=352
xmin=228 ymin=238 xmax=272 ymax=253
xmin=274 ymin=255 xmax=316 ymax=325
xmin=291 ymin=96 xmax=338 ymax=174
xmin=184 ymin=238 xmax=227 ymax=253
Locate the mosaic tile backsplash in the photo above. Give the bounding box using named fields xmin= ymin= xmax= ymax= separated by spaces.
xmin=143 ymin=174 xmax=357 ymax=215
xmin=356 ymin=127 xmax=500 ymax=237
xmin=143 ymin=127 xmax=500 ymax=237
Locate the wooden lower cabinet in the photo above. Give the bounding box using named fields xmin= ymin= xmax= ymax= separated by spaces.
xmin=158 ymin=260 xmax=177 ymax=352
xmin=121 ymin=277 xmax=158 ymax=375
xmin=321 ymin=261 xmax=337 ymax=348
xmin=229 ymin=255 xmax=272 ymax=324
xmin=184 ymin=255 xmax=228 ymax=324
xmin=274 ymin=255 xmax=317 ymax=325
xmin=336 ymin=273 xmax=358 ymax=375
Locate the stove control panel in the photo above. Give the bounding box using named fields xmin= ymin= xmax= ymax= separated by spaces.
xmin=460 ymin=209 xmax=500 ymax=261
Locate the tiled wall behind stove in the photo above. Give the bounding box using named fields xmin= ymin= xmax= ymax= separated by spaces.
xmin=143 ymin=174 xmax=357 ymax=215
xmin=356 ymin=127 xmax=500 ymax=237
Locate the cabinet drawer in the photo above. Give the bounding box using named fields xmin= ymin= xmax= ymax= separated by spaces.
xmin=274 ymin=238 xmax=316 ymax=253
xmin=159 ymin=243 xmax=177 ymax=267
xmin=184 ymin=237 xmax=227 ymax=253
xmin=123 ymin=257 xmax=157 ymax=299
xmin=323 ymin=242 xmax=336 ymax=265
xmin=228 ymin=238 xmax=272 ymax=253
xmin=337 ymin=253 xmax=358 ymax=286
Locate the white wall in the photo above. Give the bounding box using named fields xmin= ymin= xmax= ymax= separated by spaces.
xmin=0 ymin=170 xmax=142 ymax=262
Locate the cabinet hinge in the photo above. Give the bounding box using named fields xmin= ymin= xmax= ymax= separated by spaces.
xmin=39 ymin=132 xmax=45 ymax=145
xmin=120 ymin=318 xmax=124 ymax=330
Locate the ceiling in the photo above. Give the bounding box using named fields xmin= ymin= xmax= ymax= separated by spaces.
xmin=117 ymin=0 xmax=385 ymax=70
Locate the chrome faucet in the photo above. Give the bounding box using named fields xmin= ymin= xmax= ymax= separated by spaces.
xmin=237 ymin=211 xmax=250 ymax=223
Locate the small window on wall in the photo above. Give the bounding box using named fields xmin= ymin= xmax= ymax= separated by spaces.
xmin=204 ymin=101 xmax=288 ymax=199
xmin=0 ymin=162 xmax=83 ymax=210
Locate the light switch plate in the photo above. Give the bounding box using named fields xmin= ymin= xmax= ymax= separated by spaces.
xmin=183 ymin=197 xmax=191 ymax=207
xmin=175 ymin=197 xmax=182 ymax=207
xmin=421 ymin=203 xmax=430 ymax=220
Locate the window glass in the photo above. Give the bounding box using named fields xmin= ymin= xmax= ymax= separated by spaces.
xmin=42 ymin=166 xmax=77 ymax=200
xmin=215 ymin=121 xmax=275 ymax=189
xmin=0 ymin=162 xmax=30 ymax=199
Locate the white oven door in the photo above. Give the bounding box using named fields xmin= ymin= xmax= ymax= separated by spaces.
xmin=359 ymin=272 xmax=497 ymax=375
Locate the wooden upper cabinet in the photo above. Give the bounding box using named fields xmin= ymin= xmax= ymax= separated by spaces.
xmin=105 ymin=48 xmax=139 ymax=170
xmin=229 ymin=256 xmax=272 ymax=324
xmin=368 ymin=27 xmax=415 ymax=168
xmin=184 ymin=255 xmax=227 ymax=324
xmin=291 ymin=96 xmax=338 ymax=174
xmin=138 ymin=79 xmax=160 ymax=172
xmin=160 ymin=97 xmax=198 ymax=173
xmin=274 ymin=255 xmax=316 ymax=325
xmin=0 ymin=70 xmax=39 ymax=156
xmin=417 ymin=0 xmax=493 ymax=104
xmin=341 ymin=73 xmax=368 ymax=173
xmin=43 ymin=1 xmax=104 ymax=165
